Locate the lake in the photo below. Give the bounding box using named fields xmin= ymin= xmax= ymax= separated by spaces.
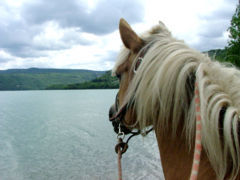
xmin=0 ymin=90 xmax=163 ymax=180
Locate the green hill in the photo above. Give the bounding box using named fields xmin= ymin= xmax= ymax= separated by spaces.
xmin=205 ymin=49 xmax=227 ymax=62
xmin=46 ymin=71 xmax=119 ymax=90
xmin=0 ymin=68 xmax=105 ymax=90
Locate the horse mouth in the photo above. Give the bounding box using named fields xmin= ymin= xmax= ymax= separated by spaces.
xmin=109 ymin=104 xmax=121 ymax=134
xmin=109 ymin=104 xmax=116 ymax=120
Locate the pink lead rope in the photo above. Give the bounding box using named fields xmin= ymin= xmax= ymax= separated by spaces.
xmin=189 ymin=82 xmax=202 ymax=180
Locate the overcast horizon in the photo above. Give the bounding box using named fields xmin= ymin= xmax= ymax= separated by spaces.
xmin=0 ymin=0 xmax=238 ymax=71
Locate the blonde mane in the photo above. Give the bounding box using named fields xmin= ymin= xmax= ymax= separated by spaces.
xmin=113 ymin=22 xmax=240 ymax=179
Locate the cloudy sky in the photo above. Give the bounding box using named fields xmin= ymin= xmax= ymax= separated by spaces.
xmin=0 ymin=0 xmax=238 ymax=70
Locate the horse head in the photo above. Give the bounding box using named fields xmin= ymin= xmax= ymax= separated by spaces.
xmin=109 ymin=18 xmax=146 ymax=135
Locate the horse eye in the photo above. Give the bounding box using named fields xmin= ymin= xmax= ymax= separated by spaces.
xmin=116 ymin=73 xmax=121 ymax=80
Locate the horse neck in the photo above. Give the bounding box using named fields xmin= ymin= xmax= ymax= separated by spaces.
xmin=155 ymin=123 xmax=216 ymax=180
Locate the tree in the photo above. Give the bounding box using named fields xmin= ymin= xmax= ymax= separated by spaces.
xmin=225 ymin=3 xmax=240 ymax=66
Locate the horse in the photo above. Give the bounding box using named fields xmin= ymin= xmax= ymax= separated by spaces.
xmin=109 ymin=18 xmax=240 ymax=180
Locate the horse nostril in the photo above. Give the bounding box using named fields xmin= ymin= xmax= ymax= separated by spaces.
xmin=109 ymin=104 xmax=116 ymax=119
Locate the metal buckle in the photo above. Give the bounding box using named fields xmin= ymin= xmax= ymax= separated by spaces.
xmin=117 ymin=124 xmax=125 ymax=140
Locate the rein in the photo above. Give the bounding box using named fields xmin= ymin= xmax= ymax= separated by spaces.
xmin=114 ymin=124 xmax=153 ymax=180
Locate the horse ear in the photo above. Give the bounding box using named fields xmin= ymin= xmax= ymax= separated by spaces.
xmin=119 ymin=18 xmax=143 ymax=52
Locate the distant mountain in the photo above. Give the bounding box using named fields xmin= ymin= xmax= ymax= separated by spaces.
xmin=0 ymin=68 xmax=105 ymax=90
xmin=46 ymin=71 xmax=119 ymax=90
xmin=205 ymin=49 xmax=227 ymax=62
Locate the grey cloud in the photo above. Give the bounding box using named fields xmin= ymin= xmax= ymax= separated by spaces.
xmin=193 ymin=1 xmax=237 ymax=51
xmin=192 ymin=36 xmax=228 ymax=52
xmin=198 ymin=19 xmax=230 ymax=38
xmin=0 ymin=0 xmax=143 ymax=60
xmin=80 ymin=0 xmax=144 ymax=34
xmin=198 ymin=0 xmax=236 ymax=20
xmin=0 ymin=17 xmax=93 ymax=58
xmin=0 ymin=20 xmax=40 ymax=58
xmin=22 ymin=0 xmax=144 ymax=35
xmin=6 ymin=46 xmax=49 ymax=58
xmin=22 ymin=0 xmax=87 ymax=27
xmin=61 ymin=30 xmax=94 ymax=46
xmin=103 ymin=50 xmax=118 ymax=63
xmin=0 ymin=57 xmax=12 ymax=64
xmin=0 ymin=20 xmax=33 ymax=49
xmin=95 ymin=50 xmax=118 ymax=70
xmin=197 ymin=6 xmax=234 ymax=39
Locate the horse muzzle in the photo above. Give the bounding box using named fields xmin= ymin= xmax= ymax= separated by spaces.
xmin=109 ymin=104 xmax=132 ymax=135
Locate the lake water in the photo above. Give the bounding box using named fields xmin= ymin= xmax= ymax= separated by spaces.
xmin=0 ymin=90 xmax=163 ymax=180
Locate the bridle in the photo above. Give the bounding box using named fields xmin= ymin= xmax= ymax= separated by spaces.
xmin=109 ymin=45 xmax=153 ymax=180
xmin=109 ymin=44 xmax=153 ymax=140
xmin=110 ymin=92 xmax=133 ymax=136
